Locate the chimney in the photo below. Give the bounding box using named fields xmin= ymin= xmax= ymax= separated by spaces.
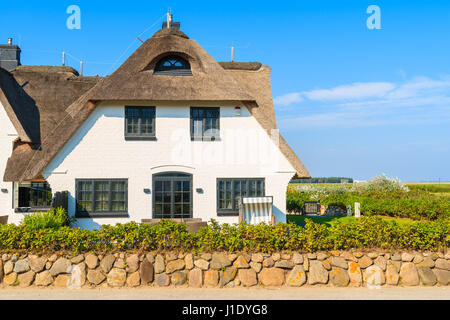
xmin=162 ymin=12 xmax=180 ymax=30
xmin=0 ymin=38 xmax=21 ymax=71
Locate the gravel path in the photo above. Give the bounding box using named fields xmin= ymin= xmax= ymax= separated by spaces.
xmin=0 ymin=286 xmax=448 ymax=300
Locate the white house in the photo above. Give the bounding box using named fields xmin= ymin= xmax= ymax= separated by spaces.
xmin=0 ymin=17 xmax=310 ymax=229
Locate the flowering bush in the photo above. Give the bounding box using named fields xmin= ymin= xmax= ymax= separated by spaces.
xmin=351 ymin=174 xmax=410 ymax=194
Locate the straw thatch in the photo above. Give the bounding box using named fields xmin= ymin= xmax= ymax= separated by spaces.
xmin=89 ymin=32 xmax=254 ymax=102
xmin=1 ymin=66 xmax=101 ymax=181
xmin=219 ymin=62 xmax=262 ymax=71
xmin=222 ymin=65 xmax=309 ymax=178
xmin=2 ymin=27 xmax=309 ymax=181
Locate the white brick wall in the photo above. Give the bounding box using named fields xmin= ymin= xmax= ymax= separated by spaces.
xmin=44 ymin=101 xmax=296 ymax=230
xmin=0 ymin=100 xmax=19 ymax=223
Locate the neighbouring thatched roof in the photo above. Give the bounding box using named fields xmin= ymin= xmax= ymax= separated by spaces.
xmin=2 ymin=27 xmax=309 ymax=181
xmin=1 ymin=66 xmax=102 ymax=181
xmin=14 ymin=65 xmax=80 ymax=76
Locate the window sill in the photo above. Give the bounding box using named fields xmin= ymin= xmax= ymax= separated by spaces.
xmin=191 ymin=137 xmax=221 ymax=142
xmin=15 ymin=207 xmax=52 ymax=213
xmin=125 ymin=136 xmax=157 ymax=141
xmin=75 ymin=212 xmax=130 ymax=218
xmin=217 ymin=211 xmax=239 ymax=217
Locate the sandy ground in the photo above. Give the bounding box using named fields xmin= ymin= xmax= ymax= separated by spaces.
xmin=0 ymin=286 xmax=448 ymax=300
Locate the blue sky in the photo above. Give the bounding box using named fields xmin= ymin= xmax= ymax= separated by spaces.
xmin=1 ymin=0 xmax=449 ymax=181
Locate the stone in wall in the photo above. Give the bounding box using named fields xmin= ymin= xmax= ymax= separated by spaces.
xmin=140 ymin=259 xmax=154 ymax=284
xmin=286 ymin=265 xmax=306 ymax=287
xmin=258 ymin=268 xmax=285 ymax=286
xmin=330 ymin=267 xmax=349 ymax=287
xmin=189 ymin=268 xmax=203 ymax=288
xmin=386 ymin=264 xmax=399 ymax=285
xmin=238 ymin=269 xmax=257 ymax=287
xmin=308 ymin=260 xmax=328 ymax=285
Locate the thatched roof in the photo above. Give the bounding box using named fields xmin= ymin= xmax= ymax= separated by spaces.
xmin=2 ymin=27 xmax=309 ymax=181
xmin=1 ymin=66 xmax=101 ymax=181
xmin=222 ymin=65 xmax=310 ymax=178
xmin=14 ymin=65 xmax=80 ymax=76
xmin=152 ymin=28 xmax=189 ymax=39
xmin=219 ymin=62 xmax=262 ymax=71
xmin=89 ymin=33 xmax=254 ymax=102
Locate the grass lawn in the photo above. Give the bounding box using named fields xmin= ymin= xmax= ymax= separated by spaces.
xmin=286 ymin=215 xmax=416 ymax=227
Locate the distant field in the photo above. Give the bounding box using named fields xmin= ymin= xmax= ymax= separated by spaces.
xmin=289 ymin=182 xmax=450 ymax=194
xmin=406 ymin=183 xmax=450 ymax=194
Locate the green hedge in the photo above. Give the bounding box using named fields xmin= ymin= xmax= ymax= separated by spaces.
xmin=287 ymin=190 xmax=450 ymax=220
xmin=0 ymin=218 xmax=447 ymax=253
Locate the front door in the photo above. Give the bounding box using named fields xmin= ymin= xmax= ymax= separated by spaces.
xmin=153 ymin=173 xmax=192 ymax=219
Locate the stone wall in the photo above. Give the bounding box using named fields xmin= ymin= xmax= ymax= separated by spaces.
xmin=0 ymin=250 xmax=448 ymax=288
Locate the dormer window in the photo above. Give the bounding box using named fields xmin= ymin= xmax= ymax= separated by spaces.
xmin=154 ymin=55 xmax=192 ymax=76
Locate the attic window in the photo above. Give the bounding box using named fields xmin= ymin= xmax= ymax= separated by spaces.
xmin=154 ymin=55 xmax=192 ymax=76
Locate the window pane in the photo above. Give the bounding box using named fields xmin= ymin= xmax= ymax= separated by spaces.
xmin=163 ymin=192 xmax=171 ymax=203
xmin=155 ymin=204 xmax=162 ymax=216
xmin=126 ymin=108 xmax=140 ymax=134
xmin=193 ymin=118 xmax=203 ymax=137
xmin=234 ymin=180 xmax=242 ymax=209
xmin=191 ymin=108 xmax=219 ymax=139
xmin=94 ymin=181 xmax=110 ymax=212
xmin=256 ymin=180 xmax=264 ymax=196
xmin=111 ymin=181 xmax=126 ymax=212
xmin=163 ymin=204 xmax=171 ymax=216
xmin=241 ymin=181 xmax=247 ymax=198
xmin=77 ymin=181 xmax=92 ymax=212
xmin=126 ymin=107 xmax=155 ymax=136
xmin=249 ymin=180 xmax=257 ymax=196
xmin=111 ymin=201 xmax=125 ymax=211
xmin=225 ymin=181 xmax=232 ymax=201
xmin=182 ymin=204 xmax=190 ymax=215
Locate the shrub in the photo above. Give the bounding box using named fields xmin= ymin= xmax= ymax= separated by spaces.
xmin=0 ymin=218 xmax=447 ymax=253
xmin=351 ymin=174 xmax=409 ymax=193
xmin=20 ymin=207 xmax=74 ymax=231
xmin=287 ymin=174 xmax=449 ymax=220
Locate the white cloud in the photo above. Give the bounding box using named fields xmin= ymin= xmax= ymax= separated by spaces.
xmin=273 ymin=92 xmax=303 ymax=106
xmin=303 ymin=82 xmax=396 ymax=101
xmin=275 ymin=75 xmax=450 ymax=129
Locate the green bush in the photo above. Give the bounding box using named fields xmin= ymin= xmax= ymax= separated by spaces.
xmin=20 ymin=207 xmax=74 ymax=231
xmin=0 ymin=218 xmax=447 ymax=253
xmin=287 ymin=186 xmax=450 ymax=221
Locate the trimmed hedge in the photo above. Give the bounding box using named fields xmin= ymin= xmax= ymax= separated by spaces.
xmin=0 ymin=217 xmax=447 ymax=253
xmin=287 ymin=190 xmax=450 ymax=220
